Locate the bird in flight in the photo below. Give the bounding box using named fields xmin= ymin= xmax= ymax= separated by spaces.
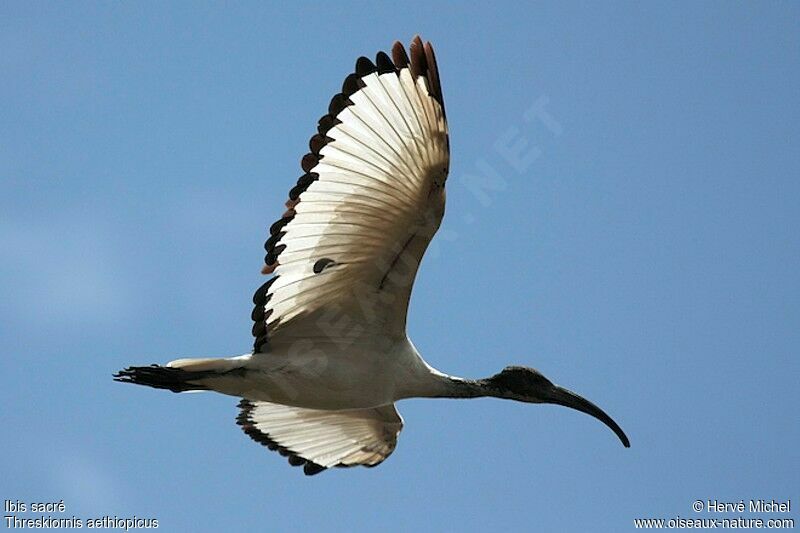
xmin=115 ymin=36 xmax=629 ymax=476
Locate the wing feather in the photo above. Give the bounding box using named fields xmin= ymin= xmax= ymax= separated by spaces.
xmin=252 ymin=37 xmax=449 ymax=353
xmin=237 ymin=400 xmax=403 ymax=475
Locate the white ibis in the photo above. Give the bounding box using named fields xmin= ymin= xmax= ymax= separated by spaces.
xmin=115 ymin=36 xmax=629 ymax=476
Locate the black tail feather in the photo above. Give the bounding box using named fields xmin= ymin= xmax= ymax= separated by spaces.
xmin=113 ymin=364 xmax=212 ymax=393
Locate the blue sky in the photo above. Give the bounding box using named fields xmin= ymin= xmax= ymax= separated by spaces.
xmin=1 ymin=2 xmax=798 ymax=531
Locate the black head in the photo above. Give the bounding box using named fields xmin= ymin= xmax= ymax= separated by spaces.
xmin=483 ymin=366 xmax=554 ymax=401
xmin=483 ymin=365 xmax=630 ymax=448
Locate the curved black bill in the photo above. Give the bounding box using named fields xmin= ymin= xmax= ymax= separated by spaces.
xmin=544 ymin=385 xmax=630 ymax=447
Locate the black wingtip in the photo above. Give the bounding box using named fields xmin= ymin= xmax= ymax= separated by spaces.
xmin=375 ymin=51 xmax=396 ymax=74
xmin=391 ymin=41 xmax=409 ymax=68
xmin=355 ymin=56 xmax=377 ymax=76
xmin=303 ymin=462 xmax=326 ymax=476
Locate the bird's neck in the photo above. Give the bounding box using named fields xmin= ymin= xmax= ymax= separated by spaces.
xmin=396 ymin=340 xmax=500 ymax=400
xmin=440 ymin=376 xmax=491 ymax=398
xmin=412 ymin=371 xmax=495 ymax=399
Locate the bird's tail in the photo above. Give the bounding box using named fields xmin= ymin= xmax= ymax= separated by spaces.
xmin=114 ymin=356 xmax=249 ymax=393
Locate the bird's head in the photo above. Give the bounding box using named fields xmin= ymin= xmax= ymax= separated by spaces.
xmin=483 ymin=366 xmax=630 ymax=447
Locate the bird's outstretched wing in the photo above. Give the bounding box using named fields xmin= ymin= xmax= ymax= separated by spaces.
xmin=251 ymin=36 xmax=449 ymax=353
xmin=237 ymin=400 xmax=403 ymax=475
